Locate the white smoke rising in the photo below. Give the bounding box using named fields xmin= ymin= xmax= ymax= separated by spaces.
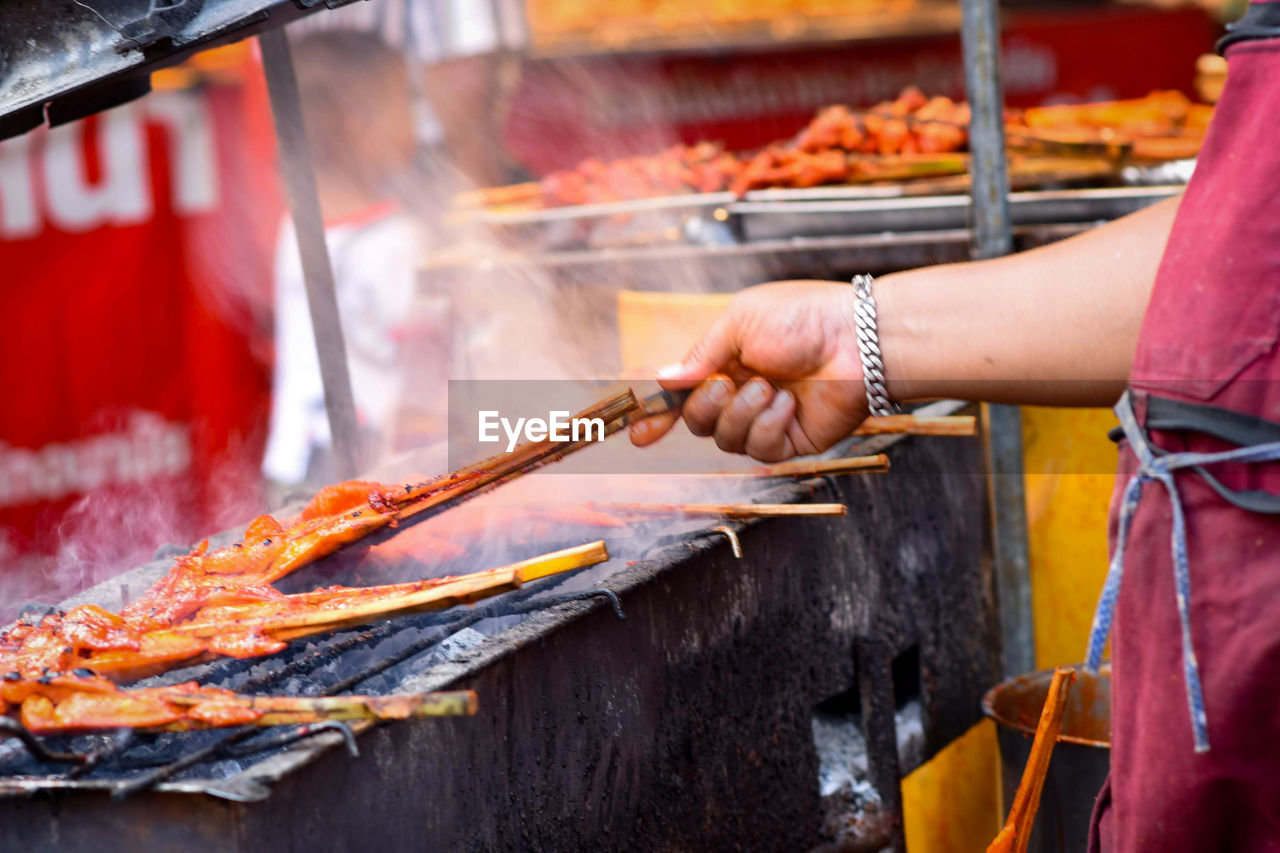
xmin=10 ymin=26 xmax=802 ymax=617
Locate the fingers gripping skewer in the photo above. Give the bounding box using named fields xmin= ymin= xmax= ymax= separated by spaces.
xmin=637 ymin=387 xmax=974 ymax=437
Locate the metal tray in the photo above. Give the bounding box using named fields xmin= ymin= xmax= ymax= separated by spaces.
xmin=732 ymin=185 xmax=1182 ymax=242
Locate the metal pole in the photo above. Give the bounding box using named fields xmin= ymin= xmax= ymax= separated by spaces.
xmin=259 ymin=27 xmax=361 ymax=480
xmin=959 ymin=0 xmax=1035 ymax=677
xmin=960 ymin=0 xmax=1012 ymax=260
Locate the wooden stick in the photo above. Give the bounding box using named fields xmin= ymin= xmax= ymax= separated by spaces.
xmin=387 ymin=390 xmax=641 ymax=529
xmin=5 ymin=390 xmax=650 ymax=686
xmin=84 ymin=542 xmax=610 ymax=679
xmin=161 ymin=690 xmax=480 ymax=729
xmin=658 ymin=455 xmax=888 ymax=480
xmin=747 ymin=454 xmax=890 ymax=477
xmin=987 ymin=666 xmax=1077 ymax=853
xmin=593 ymin=502 xmax=847 ymax=519
xmin=19 ymin=690 xmax=479 ymax=735
xmin=250 ymin=691 xmax=478 ymax=725
xmin=177 ymin=541 xmax=611 ymax=642
xmin=854 ymin=415 xmax=976 ymax=436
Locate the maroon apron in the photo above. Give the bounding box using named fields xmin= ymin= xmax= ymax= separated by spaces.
xmin=1088 ymin=15 xmax=1280 ymax=852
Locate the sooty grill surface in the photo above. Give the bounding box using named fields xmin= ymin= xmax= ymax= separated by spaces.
xmin=0 ymin=408 xmax=997 ymax=853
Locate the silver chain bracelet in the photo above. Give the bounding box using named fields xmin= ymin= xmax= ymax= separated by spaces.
xmin=851 ymin=274 xmax=900 ymax=417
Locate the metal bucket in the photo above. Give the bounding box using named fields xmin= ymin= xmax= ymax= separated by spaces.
xmin=982 ymin=666 xmax=1111 ymax=853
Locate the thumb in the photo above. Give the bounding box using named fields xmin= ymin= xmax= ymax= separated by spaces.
xmin=655 ymin=314 xmax=742 ymax=389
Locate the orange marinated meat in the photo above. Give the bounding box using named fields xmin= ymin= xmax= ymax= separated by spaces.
xmin=1 ymin=672 xmax=119 ymax=706
xmin=6 ymin=676 xmax=262 ymax=734
xmin=888 ymin=85 xmax=928 ymax=115
xmin=475 ymin=88 xmax=1210 ymax=209
xmin=0 ymin=458 xmax=621 ymax=683
xmin=206 ymin=632 xmax=289 ymax=659
xmin=3 ymin=673 xmax=469 ymax=735
xmin=120 ymin=505 xmax=394 ymax=631
xmin=789 ymin=149 xmax=851 ymax=187
xmin=300 ymin=481 xmax=389 ymax=520
xmin=538 ymin=142 xmax=742 ymax=207
xmin=0 ymin=607 xmax=145 ymax=676
xmin=20 ymin=689 xmax=185 ymax=733
xmin=0 ymin=497 xmax=393 ymax=676
xmin=185 ymin=701 xmax=264 ymax=727
xmin=917 ymin=122 xmax=968 ymax=154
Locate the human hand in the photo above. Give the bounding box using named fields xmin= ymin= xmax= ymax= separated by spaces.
xmin=629 ymin=281 xmax=868 ymax=462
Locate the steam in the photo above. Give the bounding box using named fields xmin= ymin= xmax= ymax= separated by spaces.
xmin=285 ymin=31 xmax=772 ymax=474
xmin=7 ymin=28 xmax=793 ymax=618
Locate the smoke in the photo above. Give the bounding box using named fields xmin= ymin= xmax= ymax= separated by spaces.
xmin=0 ymin=406 xmax=275 ymax=622
xmin=6 ymin=27 xmax=793 ymax=618
xmin=252 ymin=30 xmax=786 ymax=588
xmin=278 ymin=29 xmax=774 ymax=478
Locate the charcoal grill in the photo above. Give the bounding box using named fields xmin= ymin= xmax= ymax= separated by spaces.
xmin=0 ymin=0 xmax=1026 ymax=847
xmin=0 ymin=417 xmax=997 ymax=851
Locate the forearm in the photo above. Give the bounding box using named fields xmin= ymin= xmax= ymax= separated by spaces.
xmin=878 ymin=194 xmax=1181 ymax=407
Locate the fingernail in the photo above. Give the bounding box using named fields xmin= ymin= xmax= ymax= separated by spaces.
xmin=743 ymin=379 xmax=769 ymax=406
xmin=656 ymin=363 xmax=685 ymax=379
xmin=759 ymin=390 xmax=792 ymax=423
xmin=707 ymin=381 xmax=732 ymax=404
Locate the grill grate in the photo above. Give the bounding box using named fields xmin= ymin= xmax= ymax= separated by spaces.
xmin=0 ymin=562 xmax=626 ymax=797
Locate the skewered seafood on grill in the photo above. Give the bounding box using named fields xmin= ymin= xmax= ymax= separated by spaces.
xmin=0 ymin=540 xmax=611 ymax=680
xmin=2 ymin=672 xmax=476 ymax=735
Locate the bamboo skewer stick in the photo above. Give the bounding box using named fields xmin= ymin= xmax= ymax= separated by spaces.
xmin=593 ymin=502 xmax=847 ymax=519
xmin=988 ymin=666 xmax=1077 ymax=853
xmin=84 ymin=542 xmax=610 ymax=679
xmin=647 ymin=389 xmax=970 ymax=438
xmin=655 ymin=454 xmax=889 ymax=480
xmin=5 ymin=388 xmax=673 ymax=684
xmin=16 ymin=689 xmax=479 ymax=736
xmin=854 ymin=414 xmax=976 ymax=436
xmin=168 ymin=542 xmax=608 ymax=641
xmin=156 ymin=690 xmax=480 ymax=729
xmin=114 ymin=392 xmax=643 ymax=638
xmin=9 ymin=391 xmax=653 ymax=683
xmin=260 ymin=540 xmax=610 ymax=640
xmin=385 ymin=390 xmax=642 ymax=532
xmin=747 ymin=454 xmax=890 ymax=477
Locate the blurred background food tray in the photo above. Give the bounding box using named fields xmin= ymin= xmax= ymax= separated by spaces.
xmin=731 ymin=185 xmax=1183 ymax=241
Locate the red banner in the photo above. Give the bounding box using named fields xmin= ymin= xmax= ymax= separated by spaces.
xmin=0 ymin=71 xmax=280 ymax=613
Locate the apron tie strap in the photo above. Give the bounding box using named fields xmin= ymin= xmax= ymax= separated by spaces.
xmin=1086 ymin=390 xmax=1280 ymax=753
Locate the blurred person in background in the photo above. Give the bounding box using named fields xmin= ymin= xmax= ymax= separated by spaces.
xmin=287 ymin=0 xmax=525 ymax=189
xmin=632 ymin=4 xmax=1280 ymax=849
xmin=276 ymin=0 xmax=591 ymax=417
xmin=261 ymin=31 xmax=421 ymax=490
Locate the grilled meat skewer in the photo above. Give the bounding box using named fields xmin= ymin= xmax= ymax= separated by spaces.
xmin=2 ymin=673 xmax=476 ymax=735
